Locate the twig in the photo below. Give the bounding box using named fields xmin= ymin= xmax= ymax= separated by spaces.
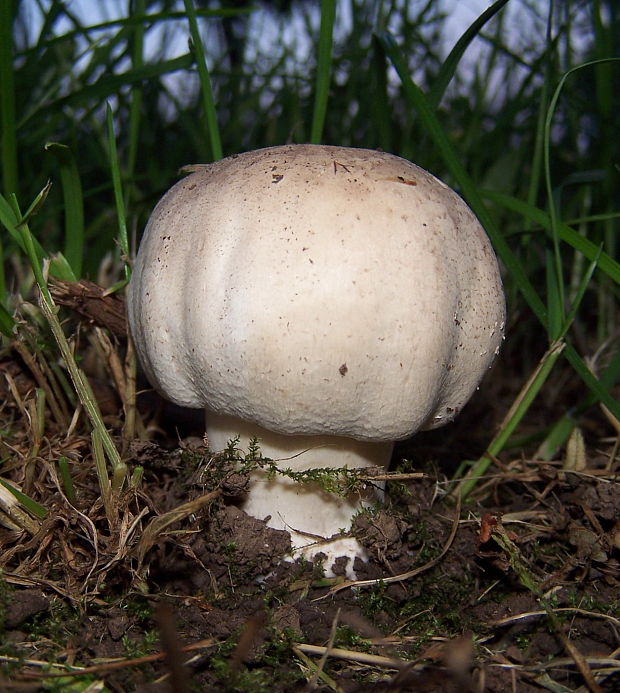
xmin=293 ymin=643 xmax=413 ymax=671
xmin=49 ymin=277 xmax=127 ymax=339
xmin=12 ymin=637 xmax=217 ymax=679
xmin=357 ymin=472 xmax=426 ymax=481
xmin=491 ymin=656 xmax=620 ymax=673
xmin=489 ymin=608 xmax=620 ymax=630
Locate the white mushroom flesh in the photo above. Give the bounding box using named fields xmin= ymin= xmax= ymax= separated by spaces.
xmin=128 ymin=144 xmax=506 ymax=575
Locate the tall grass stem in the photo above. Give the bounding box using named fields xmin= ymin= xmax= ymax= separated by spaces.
xmin=0 ymin=0 xmax=17 ymax=198
xmin=45 ymin=143 xmax=85 ymax=278
xmin=106 ymin=104 xmax=130 ymax=280
xmin=543 ymin=57 xmax=620 ymax=339
xmin=183 ymin=0 xmax=223 ymax=160
xmin=428 ymin=0 xmax=510 ymax=108
xmin=310 ymin=0 xmax=336 ymax=144
xmin=127 ymin=0 xmax=146 ymax=196
xmin=454 ymin=340 xmax=566 ymax=499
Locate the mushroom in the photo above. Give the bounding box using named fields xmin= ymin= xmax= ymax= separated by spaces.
xmin=128 ymin=144 xmax=505 ymax=575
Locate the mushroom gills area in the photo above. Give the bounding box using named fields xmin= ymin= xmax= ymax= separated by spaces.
xmin=205 ymin=412 xmax=393 ymax=575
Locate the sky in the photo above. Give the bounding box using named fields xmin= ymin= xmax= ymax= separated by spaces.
xmin=15 ymin=0 xmax=555 ymax=114
xmin=18 ymin=0 xmax=509 ymax=64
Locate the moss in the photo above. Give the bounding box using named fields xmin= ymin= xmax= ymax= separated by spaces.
xmin=121 ymin=594 xmax=153 ymax=622
xmin=121 ymin=629 xmax=158 ymax=658
xmin=334 ymin=624 xmax=371 ymax=651
xmin=209 ymin=630 xmax=306 ymax=692
xmin=515 ymin=633 xmax=532 ymax=652
xmin=222 ymin=540 xmax=239 ymax=557
xmin=356 ymin=566 xmax=479 ymax=651
xmin=356 ymin=580 xmax=395 ymax=619
xmin=27 ymin=599 xmax=80 ymax=646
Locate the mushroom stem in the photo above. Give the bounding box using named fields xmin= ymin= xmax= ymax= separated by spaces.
xmin=205 ymin=411 xmax=393 ymax=573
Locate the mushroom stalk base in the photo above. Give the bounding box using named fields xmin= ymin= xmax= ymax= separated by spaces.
xmin=205 ymin=412 xmax=393 ymax=576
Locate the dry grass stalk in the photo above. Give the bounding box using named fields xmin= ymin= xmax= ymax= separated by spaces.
xmin=0 ymin=483 xmax=40 ymax=534
xmin=294 ymin=643 xmax=412 ymax=671
xmin=4 ymin=637 xmax=218 ymax=680
xmin=135 ymin=488 xmax=222 ymax=566
xmin=12 ymin=332 xmax=69 ymax=426
xmin=307 ymin=607 xmax=341 ymax=689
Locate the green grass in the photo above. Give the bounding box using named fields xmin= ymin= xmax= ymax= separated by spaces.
xmin=183 ymin=0 xmax=223 ymax=160
xmin=0 ymin=0 xmax=618 ymax=504
xmin=309 ymin=0 xmax=336 ymax=144
xmin=44 ymin=142 xmax=85 ymax=278
xmin=0 ymin=2 xmax=17 ymax=223
xmin=106 ymin=103 xmax=130 ymax=283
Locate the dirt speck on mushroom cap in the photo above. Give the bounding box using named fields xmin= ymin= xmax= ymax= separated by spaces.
xmin=128 ymin=144 xmax=505 ymax=442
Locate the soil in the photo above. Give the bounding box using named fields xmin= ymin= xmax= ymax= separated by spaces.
xmin=0 ymin=291 xmax=619 ymax=692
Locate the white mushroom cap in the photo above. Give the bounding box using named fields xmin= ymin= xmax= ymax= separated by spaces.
xmin=128 ymin=144 xmax=505 ymax=441
xmin=128 ymin=144 xmax=505 ymax=575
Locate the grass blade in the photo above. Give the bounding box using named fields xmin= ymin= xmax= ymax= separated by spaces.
xmin=0 ymin=480 xmax=42 ymax=534
xmin=21 ymin=54 xmax=194 ymax=127
xmin=483 ymin=190 xmax=620 ymax=285
xmin=0 ymin=186 xmax=75 ymax=282
xmin=454 ymin=341 xmax=566 ymax=499
xmin=0 ymin=0 xmax=16 ymax=304
xmin=489 ymin=191 xmax=620 ymax=449
xmin=45 ymin=143 xmax=85 ymax=278
xmin=0 ymin=186 xmax=51 ymax=288
xmin=0 ymin=300 xmax=14 ymax=336
xmin=542 ymin=57 xmax=620 ymax=337
xmin=536 ymin=345 xmax=620 ymax=459
xmin=57 ymin=456 xmax=76 ymax=503
xmin=0 ymin=478 xmax=48 ymax=519
xmin=369 ymin=36 xmax=392 ymax=152
xmin=127 ymin=0 xmax=146 ymax=203
xmin=106 ymin=104 xmax=130 ymax=281
xmin=183 ymin=0 xmax=223 ymax=161
xmin=310 ymin=0 xmax=336 ymax=144
xmin=1 ymin=189 xmax=126 ymax=492
xmin=564 ymin=343 xmax=620 ymax=422
xmin=545 ymin=247 xmax=564 ymax=341
xmin=0 ymin=242 xmax=5 ymax=306
xmin=428 ymin=0 xmax=510 ymax=108
xmin=523 ymin=5 xmax=555 ymax=238
xmin=557 ymin=246 xmax=602 ymax=340
xmin=0 ymin=0 xmax=17 ymax=197
xmin=92 ymin=428 xmax=113 ymax=527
